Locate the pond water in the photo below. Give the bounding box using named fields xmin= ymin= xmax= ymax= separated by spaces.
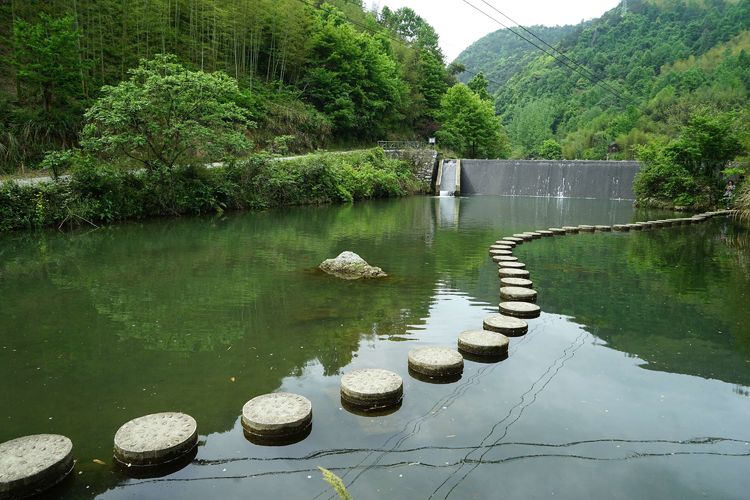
xmin=1 ymin=196 xmax=749 ymax=499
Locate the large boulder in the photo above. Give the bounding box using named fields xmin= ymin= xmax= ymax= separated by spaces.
xmin=319 ymin=251 xmax=387 ymax=280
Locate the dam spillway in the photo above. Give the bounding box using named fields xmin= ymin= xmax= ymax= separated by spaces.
xmin=459 ymin=160 xmax=640 ymax=200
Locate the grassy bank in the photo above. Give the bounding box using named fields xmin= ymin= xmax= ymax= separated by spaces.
xmin=0 ymin=149 xmax=426 ymax=232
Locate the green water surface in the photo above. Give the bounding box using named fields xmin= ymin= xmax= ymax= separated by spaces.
xmin=1 ymin=196 xmax=749 ymax=499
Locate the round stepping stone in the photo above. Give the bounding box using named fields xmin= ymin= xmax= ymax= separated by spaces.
xmin=612 ymin=224 xmax=629 ymax=231
xmin=114 ymin=412 xmax=198 ymax=467
xmin=526 ymin=232 xmax=542 ymax=239
xmin=498 ymin=238 xmax=517 ymax=247
xmin=458 ymin=330 xmax=509 ymax=357
xmin=495 ymin=255 xmax=518 ymax=263
xmin=490 ymin=244 xmax=513 ymax=251
xmin=340 ymin=369 xmax=403 ymax=410
xmin=483 ymin=314 xmax=528 ymax=337
xmin=636 ymin=222 xmax=653 ymax=229
xmin=408 ymin=347 xmax=463 ymax=378
xmin=241 ymin=393 xmax=312 ymax=442
xmin=503 ymin=237 xmax=523 ymax=244
xmin=500 ymin=277 xmax=533 ymax=288
xmin=499 ymin=261 xmax=525 ymax=269
xmin=627 ymin=223 xmax=642 ymax=231
xmin=0 ymin=434 xmax=74 ymax=498
xmin=536 ymin=229 xmax=554 ymax=237
xmin=499 ymin=301 xmax=541 ymax=319
xmin=594 ymin=225 xmax=612 ymax=232
xmin=578 ymin=225 xmax=595 ymax=232
xmin=548 ymin=228 xmax=566 ymax=235
xmin=500 ymin=286 xmax=537 ymax=303
xmin=498 ymin=268 xmax=530 ymax=279
xmin=490 ymin=249 xmax=513 ymax=256
xmin=513 ymin=233 xmax=533 ymax=241
xmin=562 ymin=226 xmax=580 ymax=234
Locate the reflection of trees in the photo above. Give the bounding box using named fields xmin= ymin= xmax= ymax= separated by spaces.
xmin=513 ymin=221 xmax=750 ymax=386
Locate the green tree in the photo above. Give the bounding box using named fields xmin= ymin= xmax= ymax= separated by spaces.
xmin=507 ymin=99 xmax=557 ymax=158
xmin=467 ymin=72 xmax=491 ymax=101
xmin=81 ymin=54 xmax=251 ymax=171
xmin=436 ymin=84 xmax=508 ymax=158
xmin=10 ymin=14 xmax=82 ymax=114
xmin=539 ymin=139 xmax=563 ymax=159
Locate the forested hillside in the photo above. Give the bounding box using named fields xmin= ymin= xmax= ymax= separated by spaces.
xmin=0 ymin=0 xmax=453 ymax=172
xmin=455 ymin=24 xmax=577 ymax=93
xmin=458 ymin=0 xmax=750 ymax=161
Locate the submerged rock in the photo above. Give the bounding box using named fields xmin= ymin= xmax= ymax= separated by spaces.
xmin=319 ymin=251 xmax=387 ymax=280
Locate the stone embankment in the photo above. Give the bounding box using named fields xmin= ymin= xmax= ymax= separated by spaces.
xmin=0 ymin=209 xmax=736 ymax=495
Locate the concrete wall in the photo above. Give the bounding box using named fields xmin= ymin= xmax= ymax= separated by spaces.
xmin=460 ymin=160 xmax=640 ymax=200
xmin=384 ymin=149 xmax=438 ymax=187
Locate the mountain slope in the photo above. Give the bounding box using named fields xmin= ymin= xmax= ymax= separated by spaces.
xmin=454 ymin=24 xmax=577 ymax=92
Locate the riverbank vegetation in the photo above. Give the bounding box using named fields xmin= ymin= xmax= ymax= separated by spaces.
xmin=0 ymin=148 xmax=421 ymax=231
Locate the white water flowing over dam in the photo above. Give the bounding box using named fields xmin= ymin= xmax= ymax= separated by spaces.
xmin=438 ymin=159 xmax=458 ymax=196
xmin=459 ymin=160 xmax=640 ymax=200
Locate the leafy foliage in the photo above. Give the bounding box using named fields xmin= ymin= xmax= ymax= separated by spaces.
xmin=436 ymin=84 xmax=508 ymax=158
xmin=81 ymin=54 xmax=251 ymax=171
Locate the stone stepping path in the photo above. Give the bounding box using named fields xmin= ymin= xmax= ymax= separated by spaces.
xmin=408 ymin=347 xmax=464 ymax=378
xmin=458 ymin=330 xmax=509 ymax=357
xmin=500 ymin=286 xmax=537 ymax=303
xmin=482 ymin=313 xmax=528 ymax=337
xmin=114 ymin=412 xmax=198 ymax=467
xmin=500 ymin=277 xmax=533 ymax=288
xmin=340 ymin=368 xmax=403 ymax=411
xmin=242 ymin=393 xmax=312 ymax=444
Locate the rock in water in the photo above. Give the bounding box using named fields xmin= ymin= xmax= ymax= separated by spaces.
xmin=319 ymin=251 xmax=387 ymax=280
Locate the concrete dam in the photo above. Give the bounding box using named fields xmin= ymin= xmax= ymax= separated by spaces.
xmin=444 ymin=159 xmax=640 ymax=200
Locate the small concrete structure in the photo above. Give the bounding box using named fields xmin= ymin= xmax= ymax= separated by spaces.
xmin=499 ymin=301 xmax=541 ymax=319
xmin=562 ymin=226 xmax=580 ymax=234
xmin=498 ymin=268 xmax=530 ymax=279
xmin=628 ymin=223 xmax=643 ymax=231
xmin=636 ymin=222 xmax=653 ymax=229
xmin=595 ymin=225 xmax=612 ymax=232
xmin=612 ymin=224 xmax=629 ymax=231
xmin=408 ymin=347 xmax=464 ymax=378
xmin=500 ymin=277 xmax=533 ymax=288
xmin=495 ymin=255 xmax=519 ymax=263
xmin=500 ymin=286 xmax=537 ymax=303
xmin=499 ymin=261 xmax=526 ymax=269
xmin=0 ymin=434 xmax=74 ymax=498
xmin=514 ymin=233 xmax=534 ymax=241
xmin=483 ymin=314 xmax=528 ymax=336
xmin=458 ymin=330 xmax=509 ymax=357
xmin=113 ymin=412 xmax=198 ymax=467
xmin=340 ymin=368 xmax=403 ymax=411
xmin=536 ymin=230 xmax=554 ymax=237
xmin=489 ymin=244 xmax=513 ymax=251
xmin=526 ymin=232 xmax=543 ymax=239
xmin=578 ymin=225 xmax=595 ymax=232
xmin=502 ymin=237 xmax=523 ymax=244
xmin=319 ymin=251 xmax=387 ymax=280
xmin=241 ymin=393 xmax=312 ymax=443
xmin=548 ymin=228 xmax=566 ymax=235
xmin=490 ymin=249 xmax=513 ymax=256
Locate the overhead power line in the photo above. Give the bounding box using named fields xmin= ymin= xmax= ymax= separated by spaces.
xmin=475 ymin=0 xmax=629 ymax=101
xmin=458 ymin=0 xmax=633 ymax=105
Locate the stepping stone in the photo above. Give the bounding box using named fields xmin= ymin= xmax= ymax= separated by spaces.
xmin=536 ymin=230 xmax=554 ymax=237
xmin=499 ymin=301 xmax=541 ymax=319
xmin=340 ymin=369 xmax=403 ymax=410
xmin=503 ymin=237 xmax=523 ymax=244
xmin=241 ymin=393 xmax=312 ymax=443
xmin=458 ymin=330 xmax=509 ymax=357
xmin=500 ymin=286 xmax=537 ymax=303
xmin=636 ymin=222 xmax=653 ymax=229
xmin=408 ymin=347 xmax=463 ymax=377
xmin=548 ymin=228 xmax=566 ymax=235
xmin=525 ymin=232 xmax=542 ymax=239
xmin=513 ymin=233 xmax=534 ymax=241
xmin=483 ymin=314 xmax=528 ymax=337
xmin=594 ymin=225 xmax=612 ymax=232
xmin=489 ymin=244 xmax=513 ymax=251
xmin=499 ymin=261 xmax=526 ymax=269
xmin=0 ymin=434 xmax=74 ymax=498
xmin=627 ymin=223 xmax=642 ymax=231
xmin=562 ymin=226 xmax=580 ymax=234
xmin=578 ymin=225 xmax=595 ymax=232
xmin=490 ymin=249 xmax=513 ymax=256
xmin=500 ymin=277 xmax=533 ymax=288
xmin=498 ymin=268 xmax=530 ymax=279
xmin=114 ymin=413 xmax=198 ymax=467
xmin=498 ymin=239 xmax=517 ymax=247
xmin=495 ymin=255 xmax=519 ymax=263
xmin=612 ymin=224 xmax=629 ymax=231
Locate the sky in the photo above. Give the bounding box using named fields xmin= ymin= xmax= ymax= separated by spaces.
xmin=365 ymin=0 xmax=623 ymax=61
